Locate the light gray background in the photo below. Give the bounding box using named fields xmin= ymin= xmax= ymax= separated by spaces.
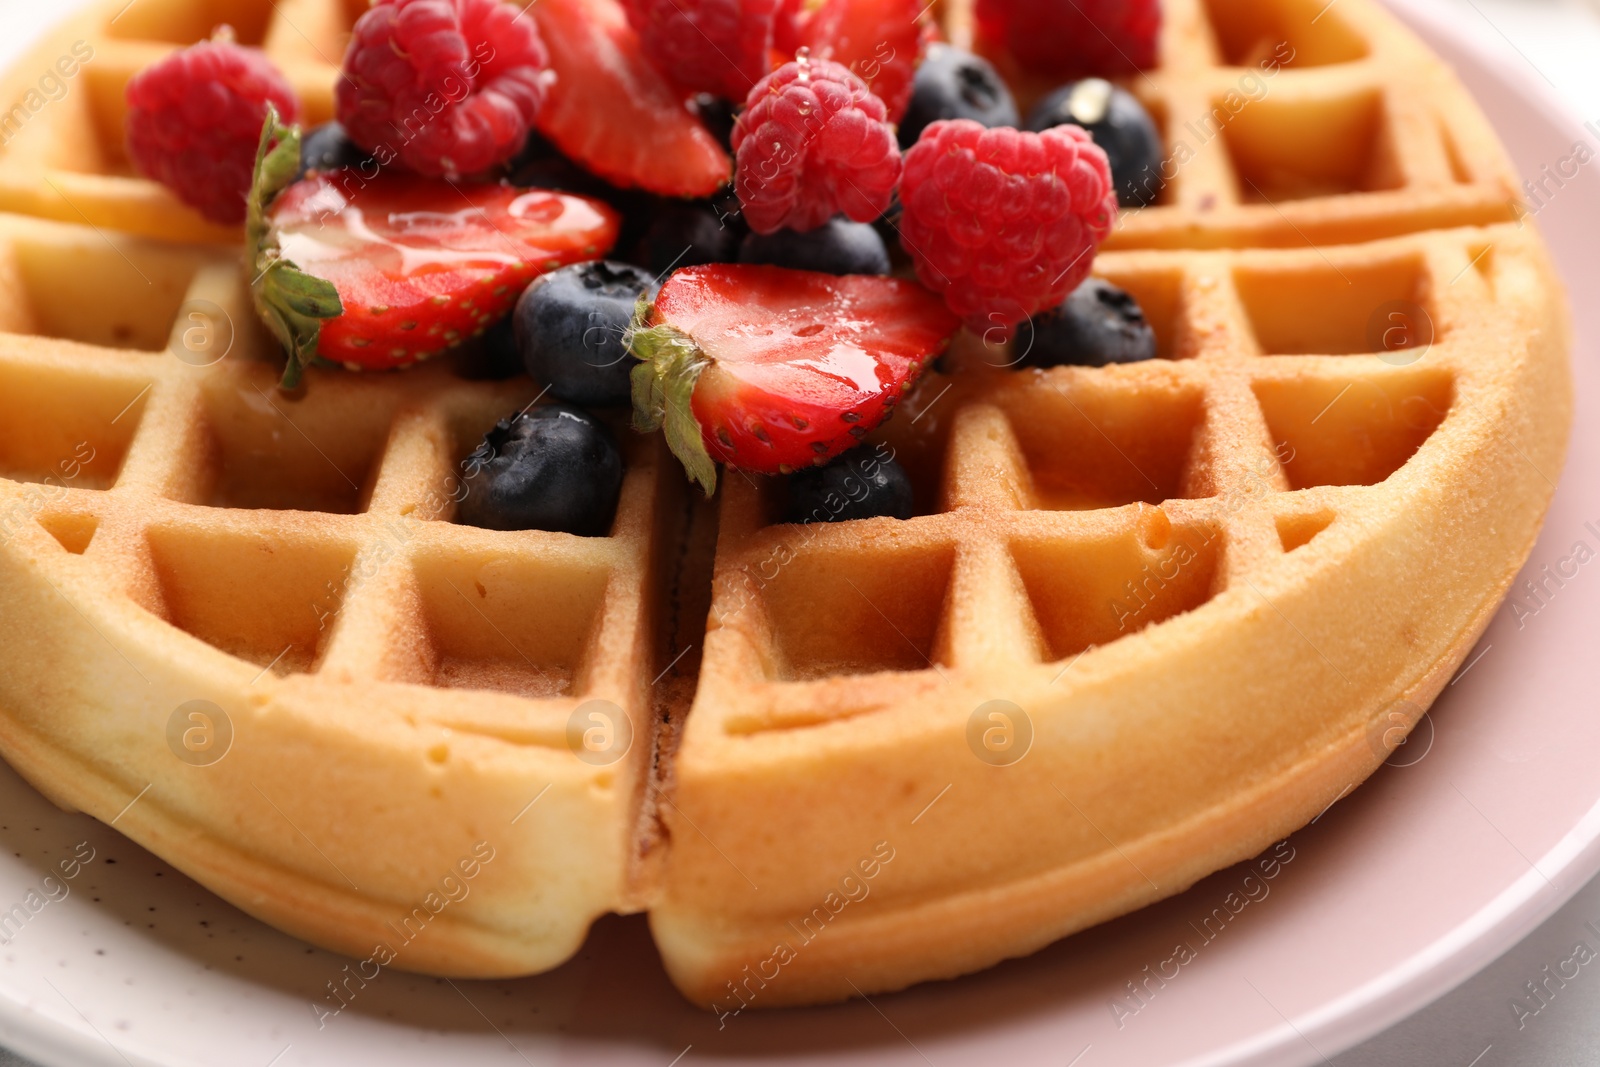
xmin=0 ymin=0 xmax=1597 ymax=1063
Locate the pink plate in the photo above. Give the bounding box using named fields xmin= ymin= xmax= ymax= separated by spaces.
xmin=2 ymin=2 xmax=1598 ymax=1064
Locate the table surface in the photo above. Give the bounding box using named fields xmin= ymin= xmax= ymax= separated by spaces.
xmin=0 ymin=0 xmax=1597 ymax=1064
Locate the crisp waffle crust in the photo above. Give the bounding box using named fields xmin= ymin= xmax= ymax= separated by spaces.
xmin=0 ymin=0 xmax=1572 ymax=1008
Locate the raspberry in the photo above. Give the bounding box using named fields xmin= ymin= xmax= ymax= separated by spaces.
xmin=732 ymin=52 xmax=901 ymax=235
xmin=897 ymin=120 xmax=1117 ymax=333
xmin=623 ymin=0 xmax=777 ymax=102
xmin=976 ymin=0 xmax=1159 ymax=77
xmin=337 ymin=0 xmax=551 ymax=179
xmin=124 ymin=32 xmax=297 ymax=226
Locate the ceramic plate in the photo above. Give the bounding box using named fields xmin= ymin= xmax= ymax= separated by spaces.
xmin=1 ymin=1 xmax=1597 ymax=1064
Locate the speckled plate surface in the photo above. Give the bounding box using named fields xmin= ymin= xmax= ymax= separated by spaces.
xmin=1 ymin=1 xmax=1598 ymax=1065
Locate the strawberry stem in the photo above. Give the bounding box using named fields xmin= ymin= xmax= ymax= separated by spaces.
xmin=626 ymin=299 xmax=718 ymax=496
xmin=245 ymin=104 xmax=343 ymax=390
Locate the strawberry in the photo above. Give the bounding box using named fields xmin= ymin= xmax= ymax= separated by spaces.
xmin=798 ymin=0 xmax=928 ymax=121
xmin=531 ymin=0 xmax=733 ymax=198
xmin=244 ymin=110 xmax=619 ymax=386
xmin=627 ymin=264 xmax=960 ymax=493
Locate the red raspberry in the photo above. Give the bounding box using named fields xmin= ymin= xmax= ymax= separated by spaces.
xmin=124 ymin=32 xmax=297 ymax=226
xmin=337 ymin=0 xmax=551 ymax=179
xmin=622 ymin=0 xmax=777 ymax=102
xmin=976 ymin=0 xmax=1159 ymax=77
xmin=732 ymin=52 xmax=901 ymax=235
xmin=898 ymin=119 xmax=1117 ymax=333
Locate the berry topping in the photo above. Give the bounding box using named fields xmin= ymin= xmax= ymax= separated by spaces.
xmin=784 ymin=445 xmax=913 ymax=522
xmin=337 ymin=0 xmax=551 ymax=179
xmin=1017 ymin=277 xmax=1157 ymax=367
xmin=976 ymin=0 xmax=1159 ymax=78
xmin=690 ymin=93 xmax=739 ymax=152
xmin=124 ymin=30 xmax=297 ymax=225
xmin=246 ymin=114 xmax=619 ymax=386
xmin=621 ymin=0 xmax=777 ymax=101
xmin=532 ymin=0 xmax=733 ymax=198
xmin=796 ymin=0 xmax=928 ymax=122
xmin=732 ymin=52 xmax=902 ymax=235
xmin=627 ymin=264 xmax=959 ymax=493
xmin=898 ymin=119 xmax=1117 ymax=334
xmin=638 ymin=200 xmax=741 ymax=275
xmin=899 ymin=43 xmax=1019 ymax=150
xmin=458 ymin=405 xmax=624 ymax=535
xmin=739 ymin=216 xmax=889 ymax=275
xmin=515 ymin=261 xmax=660 ymax=406
xmin=1027 ymin=79 xmax=1164 ymax=208
xmin=298 ymin=121 xmax=374 ymax=177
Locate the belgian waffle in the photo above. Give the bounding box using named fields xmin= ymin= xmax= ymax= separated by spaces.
xmin=0 ymin=0 xmax=1572 ymax=1009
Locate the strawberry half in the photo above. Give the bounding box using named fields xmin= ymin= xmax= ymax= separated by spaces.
xmin=532 ymin=0 xmax=733 ymax=198
xmin=798 ymin=0 xmax=929 ymax=122
xmin=627 ymin=264 xmax=960 ymax=493
xmin=245 ymin=110 xmax=619 ymax=386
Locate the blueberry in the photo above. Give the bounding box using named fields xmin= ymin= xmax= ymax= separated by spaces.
xmin=513 ymin=261 xmax=659 ymax=406
xmin=449 ymin=317 xmax=525 ymax=381
xmin=784 ymin=446 xmax=913 ymax=523
xmin=1026 ymin=79 xmax=1164 ymax=208
xmin=637 ymin=200 xmax=740 ymax=276
xmin=507 ymin=134 xmax=607 ymax=196
xmin=1017 ymin=278 xmax=1157 ymax=368
xmin=298 ymin=121 xmax=372 ymax=176
xmin=739 ymin=217 xmax=890 ymax=275
xmin=457 ymin=405 xmax=623 ymax=535
xmin=899 ymin=44 xmax=1020 ymax=149
xmin=691 ymin=94 xmax=738 ymax=153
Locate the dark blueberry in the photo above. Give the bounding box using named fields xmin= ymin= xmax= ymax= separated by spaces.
xmin=783 ymin=446 xmax=913 ymax=523
xmin=1026 ymin=79 xmax=1164 ymax=208
xmin=637 ymin=200 xmax=740 ymax=276
xmin=739 ymin=217 xmax=890 ymax=275
xmin=506 ymin=134 xmax=605 ymax=195
xmin=513 ymin=261 xmax=659 ymax=406
xmin=298 ymin=121 xmax=373 ymax=177
xmin=691 ymin=94 xmax=738 ymax=153
xmin=449 ymin=317 xmax=526 ymax=381
xmin=899 ymin=44 xmax=1020 ymax=150
xmin=458 ymin=405 xmax=623 ymax=536
xmin=1016 ymin=278 xmax=1157 ymax=368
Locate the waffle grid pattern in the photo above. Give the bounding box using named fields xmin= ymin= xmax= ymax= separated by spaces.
xmin=0 ymin=215 xmax=665 ymax=735
xmin=0 ymin=0 xmax=1569 ymax=1002
xmin=692 ymin=226 xmax=1490 ymax=731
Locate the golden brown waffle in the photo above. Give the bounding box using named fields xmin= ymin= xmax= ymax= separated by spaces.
xmin=653 ymin=221 xmax=1570 ymax=1005
xmin=0 ymin=0 xmax=1573 ymax=1010
xmin=0 ymin=211 xmax=683 ymax=974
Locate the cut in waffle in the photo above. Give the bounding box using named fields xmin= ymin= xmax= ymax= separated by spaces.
xmin=0 ymin=0 xmax=1573 ymax=1010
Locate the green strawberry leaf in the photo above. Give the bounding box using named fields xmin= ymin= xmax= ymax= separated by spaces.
xmin=245 ymin=104 xmax=343 ymax=390
xmin=626 ymin=298 xmax=717 ymax=496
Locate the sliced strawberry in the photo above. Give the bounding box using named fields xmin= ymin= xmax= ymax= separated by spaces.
xmin=245 ymin=112 xmax=618 ymax=385
xmin=628 ymin=264 xmax=960 ymax=493
xmin=798 ymin=0 xmax=928 ymax=121
xmin=532 ymin=0 xmax=733 ymax=198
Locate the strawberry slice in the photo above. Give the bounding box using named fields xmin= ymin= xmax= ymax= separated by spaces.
xmin=628 ymin=264 xmax=960 ymax=493
xmin=532 ymin=0 xmax=732 ymax=198
xmin=798 ymin=0 xmax=929 ymax=121
xmin=245 ymin=111 xmax=619 ymax=386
